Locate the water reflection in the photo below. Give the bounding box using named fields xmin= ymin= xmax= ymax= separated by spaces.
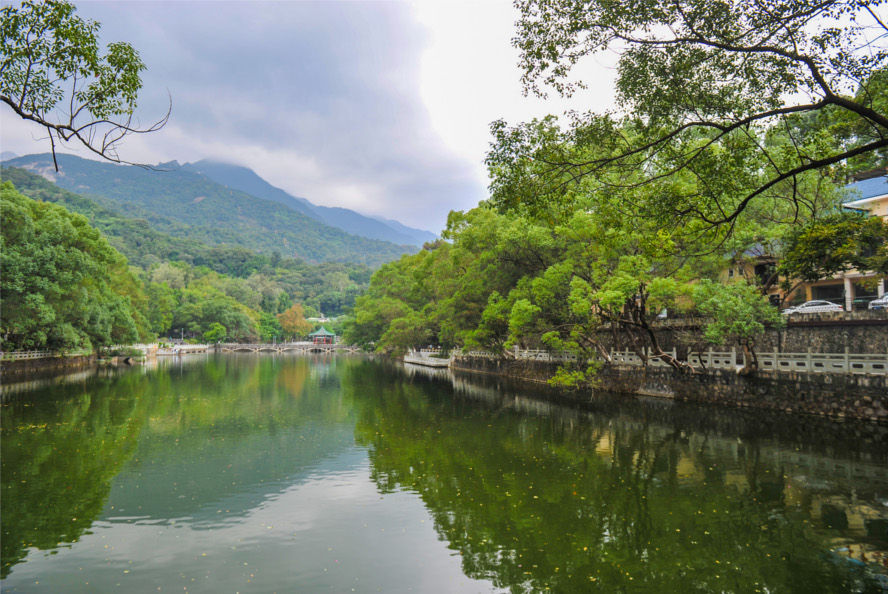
xmin=2 ymin=355 xmax=888 ymax=592
xmin=356 ymin=362 xmax=888 ymax=592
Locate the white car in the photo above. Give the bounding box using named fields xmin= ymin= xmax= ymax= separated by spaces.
xmin=869 ymin=295 xmax=888 ymax=310
xmin=781 ymin=300 xmax=844 ymax=315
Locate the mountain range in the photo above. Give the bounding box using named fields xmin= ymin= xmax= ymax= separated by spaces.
xmin=180 ymin=159 xmax=437 ymax=246
xmin=1 ymin=153 xmax=435 ymax=267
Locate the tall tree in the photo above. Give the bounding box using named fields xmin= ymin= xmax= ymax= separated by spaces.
xmin=1 ymin=0 xmax=168 ymax=169
xmin=511 ymin=0 xmax=888 ymax=230
xmin=1 ymin=181 xmax=144 ymax=350
xmin=277 ymin=304 xmax=312 ymax=341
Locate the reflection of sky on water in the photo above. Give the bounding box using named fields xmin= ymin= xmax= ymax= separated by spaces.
xmin=101 ymin=421 xmax=356 ymax=522
xmin=4 ymin=354 xmax=888 ymax=592
xmin=7 ymin=452 xmax=500 ymax=594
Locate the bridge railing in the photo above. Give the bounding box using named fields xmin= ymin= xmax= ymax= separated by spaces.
xmin=1 ymin=350 xmax=60 ymax=361
xmin=217 ymin=342 xmax=358 ymax=350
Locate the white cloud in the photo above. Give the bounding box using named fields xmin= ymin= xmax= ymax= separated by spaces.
xmin=1 ymin=0 xmax=617 ymax=233
xmin=414 ymin=0 xmax=618 ymax=192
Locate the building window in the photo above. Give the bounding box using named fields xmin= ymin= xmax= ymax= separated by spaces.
xmin=728 ymin=268 xmax=734 ymax=278
xmin=812 ymin=284 xmax=844 ymax=305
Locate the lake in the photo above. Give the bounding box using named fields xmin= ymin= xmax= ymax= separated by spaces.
xmin=3 ymin=353 xmax=888 ymax=592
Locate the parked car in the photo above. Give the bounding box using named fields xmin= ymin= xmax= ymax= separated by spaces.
xmin=781 ymin=300 xmax=844 ymax=315
xmin=869 ymin=295 xmax=888 ymax=310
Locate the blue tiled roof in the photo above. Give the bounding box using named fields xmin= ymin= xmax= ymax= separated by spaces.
xmin=845 ymin=176 xmax=888 ymax=202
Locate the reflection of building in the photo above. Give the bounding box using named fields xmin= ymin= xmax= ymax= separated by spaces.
xmin=309 ymin=327 xmax=336 ymax=345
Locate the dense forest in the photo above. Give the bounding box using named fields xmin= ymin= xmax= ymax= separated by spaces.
xmin=343 ymin=163 xmax=886 ymax=383
xmin=340 ymin=0 xmax=888 ymax=382
xmin=343 ymin=67 xmax=888 ymax=382
xmin=1 ymin=176 xmax=369 ymax=351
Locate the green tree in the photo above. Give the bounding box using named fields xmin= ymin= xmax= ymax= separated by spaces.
xmin=145 ymin=281 xmax=177 ymax=335
xmin=1 ymin=181 xmax=142 ymax=350
xmin=150 ymin=262 xmax=187 ymax=289
xmin=693 ymin=280 xmax=785 ymax=373
xmin=257 ymin=312 xmax=283 ymax=342
xmin=511 ymin=0 xmax=888 ymax=229
xmin=171 ymin=285 xmax=256 ymax=342
xmin=779 ymin=210 xmax=888 ymax=285
xmin=203 ymin=322 xmax=227 ymax=343
xmin=0 ymin=0 xmax=167 ymax=168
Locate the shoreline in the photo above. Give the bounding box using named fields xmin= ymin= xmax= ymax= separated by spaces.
xmin=450 ymin=355 xmax=888 ymax=424
xmin=0 ymin=354 xmax=97 ymax=375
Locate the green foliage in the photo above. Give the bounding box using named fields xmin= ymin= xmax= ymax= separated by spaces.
xmin=693 ymin=280 xmax=784 ymax=347
xmin=507 ymin=299 xmax=542 ymax=348
xmin=349 ymin=111 xmax=829 ymax=376
xmin=0 ymin=182 xmax=143 ymax=350
xmin=257 ymin=313 xmax=283 ymax=342
xmin=0 ymin=167 xmax=390 ymax=347
xmin=1 ymin=0 xmax=162 ymax=165
xmin=3 ymin=154 xmax=414 ymax=267
xmin=378 ymin=310 xmax=435 ymax=357
xmin=779 ymin=211 xmax=888 ymax=284
xmin=170 ymin=282 xmax=257 ymax=342
xmin=203 ymin=322 xmax=227 ymax=343
xmin=548 ymin=360 xmax=603 ymax=389
xmin=509 ymin=0 xmax=887 ymax=231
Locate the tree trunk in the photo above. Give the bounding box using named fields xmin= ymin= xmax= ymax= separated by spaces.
xmin=739 ymin=342 xmax=758 ymax=375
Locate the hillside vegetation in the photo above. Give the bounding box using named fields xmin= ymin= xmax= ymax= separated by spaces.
xmin=1 ymin=174 xmax=372 ymax=351
xmin=3 ymin=154 xmax=415 ymax=267
xmin=182 ymin=159 xmax=438 ymax=246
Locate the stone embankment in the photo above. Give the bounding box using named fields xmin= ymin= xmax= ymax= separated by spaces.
xmin=450 ymin=355 xmax=888 ymax=423
xmin=604 ymin=310 xmax=888 ymax=354
xmin=1 ymin=354 xmax=96 ymax=374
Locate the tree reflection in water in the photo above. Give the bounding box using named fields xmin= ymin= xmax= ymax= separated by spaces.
xmin=2 ymin=356 xmax=887 ymax=592
xmin=354 ymin=361 xmax=888 ymax=593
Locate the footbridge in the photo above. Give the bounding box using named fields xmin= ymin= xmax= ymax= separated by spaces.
xmin=216 ymin=342 xmax=361 ymax=354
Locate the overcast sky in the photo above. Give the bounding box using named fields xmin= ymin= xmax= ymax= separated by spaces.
xmin=0 ymin=0 xmax=617 ymax=232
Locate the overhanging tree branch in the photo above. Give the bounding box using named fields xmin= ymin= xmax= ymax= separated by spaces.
xmin=506 ymin=0 xmax=888 ymax=232
xmin=1 ymin=0 xmax=169 ymax=170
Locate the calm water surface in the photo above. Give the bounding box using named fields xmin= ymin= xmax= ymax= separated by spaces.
xmin=3 ymin=353 xmax=888 ymax=593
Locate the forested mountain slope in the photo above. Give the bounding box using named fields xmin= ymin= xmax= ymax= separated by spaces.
xmin=182 ymin=159 xmax=437 ymax=246
xmin=2 ymin=166 xmax=263 ymax=272
xmin=2 ymin=154 xmax=415 ymax=267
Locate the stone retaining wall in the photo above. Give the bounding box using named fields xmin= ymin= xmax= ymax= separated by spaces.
xmin=0 ymin=354 xmax=96 ymax=374
xmin=451 ymin=355 xmax=888 ymax=423
xmin=594 ymin=315 xmax=888 ymax=356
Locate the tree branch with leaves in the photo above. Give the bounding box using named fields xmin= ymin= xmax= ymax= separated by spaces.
xmin=511 ymin=0 xmax=887 ymax=231
xmin=1 ymin=0 xmax=169 ymax=170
